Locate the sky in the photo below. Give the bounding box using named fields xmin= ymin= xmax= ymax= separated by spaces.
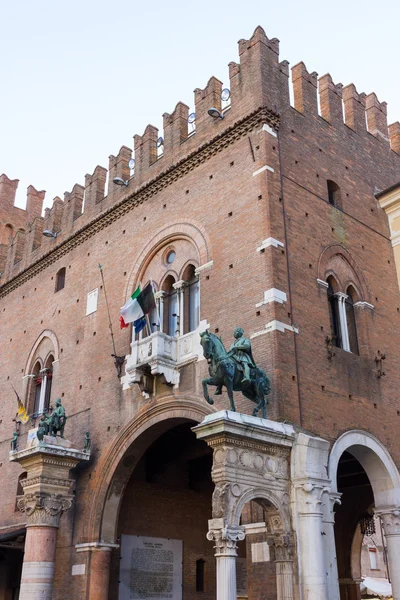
xmin=1 ymin=0 xmax=399 ymax=211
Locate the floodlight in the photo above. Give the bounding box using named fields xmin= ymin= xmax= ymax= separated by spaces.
xmin=221 ymin=88 xmax=231 ymax=102
xmin=156 ymin=137 xmax=164 ymax=148
xmin=42 ymin=230 xmax=57 ymax=239
xmin=208 ymin=107 xmax=224 ymax=120
xmin=188 ymin=113 xmax=196 ymax=124
xmin=113 ymin=177 xmax=129 ymax=187
xmin=128 ymin=158 xmax=135 ymax=170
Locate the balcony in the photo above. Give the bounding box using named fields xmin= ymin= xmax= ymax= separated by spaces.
xmin=122 ymin=319 xmax=209 ymax=390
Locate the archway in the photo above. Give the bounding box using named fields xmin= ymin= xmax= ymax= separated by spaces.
xmin=329 ymin=430 xmax=400 ymax=600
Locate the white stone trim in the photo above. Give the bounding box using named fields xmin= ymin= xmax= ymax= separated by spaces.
xmin=253 ymin=165 xmax=274 ymax=177
xmin=172 ymin=279 xmax=185 ymax=290
xmin=75 ymin=542 xmax=119 ymax=552
xmin=391 ymin=231 xmax=400 ymax=247
xmin=258 ymin=123 xmax=277 ymax=137
xmin=354 ymin=301 xmax=375 ymax=310
xmin=243 ymin=522 xmax=267 ymax=535
xmin=250 ymin=321 xmax=299 ymax=338
xmin=257 ymin=238 xmax=284 ymax=252
xmin=195 ymin=260 xmax=214 ymax=275
xmin=317 ymin=279 xmax=329 ymax=289
xmin=256 ymin=288 xmax=287 ymax=307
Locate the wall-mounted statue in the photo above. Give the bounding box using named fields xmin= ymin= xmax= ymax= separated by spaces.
xmin=200 ymin=327 xmax=270 ymax=418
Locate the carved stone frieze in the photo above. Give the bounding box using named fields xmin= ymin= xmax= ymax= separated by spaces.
xmin=17 ymin=492 xmax=73 ymax=527
xmin=21 ymin=476 xmax=73 ymax=490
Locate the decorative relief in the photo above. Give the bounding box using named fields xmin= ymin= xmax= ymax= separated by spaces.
xmin=296 ymin=483 xmax=328 ymax=515
xmin=268 ymin=532 xmax=294 ymax=561
xmin=212 ymin=483 xmax=243 ymax=518
xmin=212 ymin=445 xmax=290 ymax=482
xmin=21 ymin=476 xmax=72 ymax=489
xmin=17 ymin=492 xmax=73 ymax=527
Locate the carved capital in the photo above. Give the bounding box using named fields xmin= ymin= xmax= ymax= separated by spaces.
xmin=295 ymin=482 xmax=329 ymax=515
xmin=375 ymin=508 xmax=400 ymax=536
xmin=207 ymin=519 xmax=245 ymax=556
xmin=17 ymin=492 xmax=73 ymax=527
xmin=211 ymin=482 xmax=243 ymax=519
xmin=268 ymin=532 xmax=294 ymax=561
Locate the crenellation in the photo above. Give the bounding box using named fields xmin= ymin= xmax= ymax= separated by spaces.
xmin=61 ymin=184 xmax=84 ymax=235
xmin=107 ymin=145 xmax=132 ymax=198
xmin=43 ymin=196 xmax=64 ymax=236
xmin=84 ymin=166 xmax=107 ymax=216
xmin=365 ymin=92 xmax=389 ymax=142
xmin=23 ymin=217 xmax=45 ymax=262
xmin=0 ymin=174 xmax=19 ymax=209
xmin=291 ymin=62 xmax=318 ymax=115
xmin=194 ymin=76 xmax=223 ymax=130
xmin=342 ymin=83 xmax=366 ymax=132
xmin=163 ymin=102 xmax=189 ymax=153
xmin=318 ymin=74 xmax=344 ymax=125
xmin=388 ymin=122 xmax=400 ymax=154
xmin=26 ymin=185 xmax=45 ymax=223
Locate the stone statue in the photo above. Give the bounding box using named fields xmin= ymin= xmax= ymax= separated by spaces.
xmin=36 ymin=414 xmax=50 ymax=442
xmin=84 ymin=432 xmax=91 ymax=453
xmin=10 ymin=431 xmax=18 ymax=451
xmin=200 ymin=328 xmax=271 ymax=418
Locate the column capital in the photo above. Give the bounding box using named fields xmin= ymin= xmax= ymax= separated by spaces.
xmin=375 ymin=507 xmax=400 ymax=536
xmin=154 ymin=290 xmax=167 ymax=299
xmin=268 ymin=532 xmax=294 ymax=561
xmin=172 ymin=279 xmax=186 ymax=290
xmin=294 ymin=481 xmax=330 ymax=515
xmin=17 ymin=491 xmax=73 ymax=527
xmin=334 ymin=291 xmax=348 ymax=301
xmin=207 ymin=518 xmax=245 ymax=556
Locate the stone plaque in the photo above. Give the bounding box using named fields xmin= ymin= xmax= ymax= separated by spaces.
xmin=72 ymin=563 xmax=85 ymax=575
xmin=236 ymin=557 xmax=248 ymax=595
xmin=251 ymin=541 xmax=270 ymax=563
xmin=119 ymin=535 xmax=182 ymax=600
xmin=86 ymin=288 xmax=98 ymax=315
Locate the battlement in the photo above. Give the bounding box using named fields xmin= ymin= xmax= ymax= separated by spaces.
xmin=1 ymin=25 xmax=400 ymax=285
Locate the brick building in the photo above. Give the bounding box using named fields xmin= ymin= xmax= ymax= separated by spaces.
xmin=1 ymin=25 xmax=400 ymax=600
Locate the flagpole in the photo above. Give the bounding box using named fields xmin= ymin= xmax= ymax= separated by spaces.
xmin=98 ymin=264 xmax=125 ymax=377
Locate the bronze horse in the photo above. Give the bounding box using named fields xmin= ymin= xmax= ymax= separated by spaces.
xmin=200 ymin=331 xmax=270 ymax=418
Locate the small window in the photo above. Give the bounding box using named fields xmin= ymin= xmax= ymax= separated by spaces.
xmin=55 ymin=267 xmax=66 ymax=292
xmin=345 ymin=287 xmax=359 ymax=355
xmin=327 ymin=278 xmax=341 ymax=348
xmin=196 ymin=559 xmax=205 ymax=592
xmin=166 ymin=250 xmax=176 ymax=265
xmin=327 ymin=180 xmax=340 ymax=207
xmin=368 ymin=547 xmax=377 ymax=570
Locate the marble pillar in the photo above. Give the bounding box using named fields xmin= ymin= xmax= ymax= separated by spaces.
xmin=376 ymin=508 xmax=400 ymax=600
xmin=270 ymin=533 xmax=294 ymax=600
xmin=207 ymin=518 xmax=245 ymax=600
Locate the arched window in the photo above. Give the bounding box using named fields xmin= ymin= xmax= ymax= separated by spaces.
xmin=345 ymin=287 xmax=359 ymax=355
xmin=55 ymin=267 xmax=66 ymax=292
xmin=327 ymin=180 xmax=341 ymax=207
xmin=327 ymin=277 xmax=341 ymax=348
xmin=162 ymin=275 xmax=179 ymax=337
xmin=182 ymin=264 xmax=200 ymax=333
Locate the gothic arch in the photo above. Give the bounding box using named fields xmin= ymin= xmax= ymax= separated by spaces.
xmin=83 ymin=396 xmax=215 ymax=544
xmin=329 ymin=430 xmax=400 ymax=508
xmin=24 ymin=329 xmax=60 ymax=376
xmin=123 ymin=220 xmax=211 ymax=302
xmin=317 ymin=244 xmax=371 ymax=303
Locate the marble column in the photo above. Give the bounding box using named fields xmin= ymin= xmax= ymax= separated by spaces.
xmin=207 ymin=518 xmax=245 ymax=600
xmin=10 ymin=439 xmax=89 ymax=600
xmin=295 ymin=483 xmax=329 ymax=600
xmin=321 ymin=490 xmax=341 ymax=600
xmin=172 ymin=280 xmax=185 ymax=336
xmin=376 ymin=508 xmax=400 ymax=600
xmin=270 ymin=533 xmax=294 ymax=600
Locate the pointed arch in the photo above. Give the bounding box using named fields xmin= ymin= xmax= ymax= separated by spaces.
xmin=24 ymin=329 xmax=60 ymax=375
xmin=317 ymin=244 xmax=371 ymax=304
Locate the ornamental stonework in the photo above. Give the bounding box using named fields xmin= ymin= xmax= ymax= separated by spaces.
xmin=17 ymin=492 xmax=74 ymax=527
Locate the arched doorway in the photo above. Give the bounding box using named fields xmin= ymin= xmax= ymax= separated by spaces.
xmin=329 ymin=430 xmax=400 ymax=600
xmin=110 ymin=421 xmax=215 ymax=599
xmin=0 ymin=529 xmax=25 ymax=599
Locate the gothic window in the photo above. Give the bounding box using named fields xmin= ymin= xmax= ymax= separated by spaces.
xmin=345 ymin=286 xmax=359 ymax=355
xmin=55 ymin=267 xmax=66 ymax=292
xmin=327 ymin=277 xmax=341 ymax=348
xmin=327 ymin=180 xmax=341 ymax=207
xmin=326 ymin=278 xmax=359 ymax=354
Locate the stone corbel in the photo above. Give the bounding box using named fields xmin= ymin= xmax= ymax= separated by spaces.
xmin=17 ymin=491 xmax=74 ymax=527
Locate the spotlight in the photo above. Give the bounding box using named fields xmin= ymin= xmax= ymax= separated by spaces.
xmin=221 ymin=88 xmax=231 ymax=102
xmin=113 ymin=177 xmax=129 ymax=187
xmin=188 ymin=113 xmax=196 ymax=124
xmin=128 ymin=158 xmax=135 ymax=170
xmin=42 ymin=230 xmax=57 ymax=239
xmin=156 ymin=137 xmax=164 ymax=149
xmin=208 ymin=107 xmax=224 ymax=120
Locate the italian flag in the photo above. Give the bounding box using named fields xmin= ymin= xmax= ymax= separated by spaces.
xmin=119 ymin=283 xmax=156 ymax=329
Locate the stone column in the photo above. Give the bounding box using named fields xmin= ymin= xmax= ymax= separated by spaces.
xmin=270 ymin=533 xmax=294 ymax=600
xmin=321 ymin=490 xmax=341 ymax=600
xmin=376 ymin=508 xmax=400 ymax=600
xmin=172 ymin=280 xmax=185 ymax=336
xmin=10 ymin=440 xmax=89 ymax=600
xmin=295 ymin=483 xmax=329 ymax=600
xmin=154 ymin=290 xmax=166 ymax=333
xmin=75 ymin=542 xmax=118 ymax=600
xmin=207 ymin=518 xmax=245 ymax=600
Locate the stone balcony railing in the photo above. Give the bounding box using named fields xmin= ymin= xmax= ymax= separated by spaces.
xmin=122 ymin=320 xmax=209 ymax=389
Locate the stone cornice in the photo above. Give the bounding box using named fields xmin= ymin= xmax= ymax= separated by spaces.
xmin=0 ymin=106 xmax=279 ymax=299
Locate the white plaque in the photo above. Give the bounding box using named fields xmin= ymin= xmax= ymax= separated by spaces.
xmin=86 ymin=288 xmax=98 ymax=315
xmin=119 ymin=535 xmax=182 ymax=600
xmin=72 ymin=563 xmax=85 ymax=575
xmin=251 ymin=541 xmax=270 ymax=563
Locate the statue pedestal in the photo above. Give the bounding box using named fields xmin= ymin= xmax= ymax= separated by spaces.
xmin=10 ymin=439 xmax=90 ymax=600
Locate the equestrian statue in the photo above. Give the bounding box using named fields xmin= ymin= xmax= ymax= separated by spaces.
xmin=200 ymin=327 xmax=271 ymax=418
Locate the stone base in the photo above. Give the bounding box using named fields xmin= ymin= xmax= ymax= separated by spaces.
xmin=26 ymin=429 xmax=72 ymax=449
